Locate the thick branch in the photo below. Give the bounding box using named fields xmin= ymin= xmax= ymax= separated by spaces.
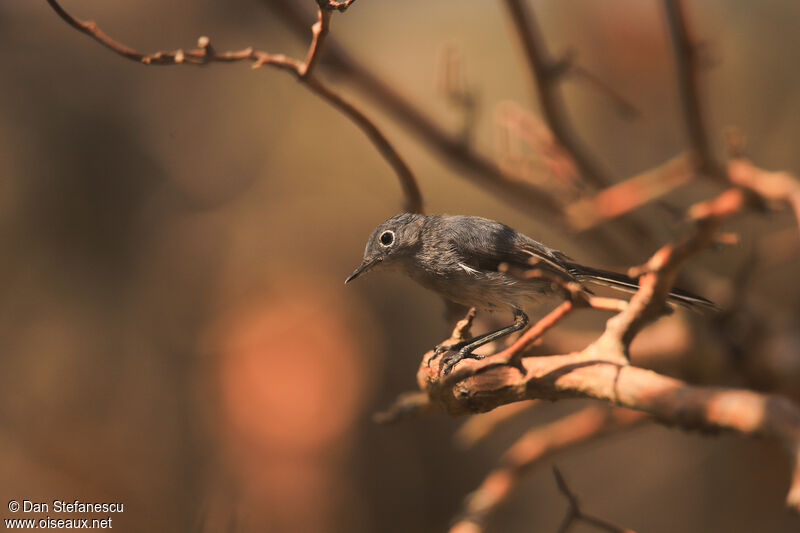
xmin=423 ymin=349 xmax=800 ymax=511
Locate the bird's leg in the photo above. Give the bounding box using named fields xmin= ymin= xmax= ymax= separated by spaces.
xmin=439 ymin=310 xmax=529 ymax=376
xmin=433 ymin=331 xmax=495 ymax=358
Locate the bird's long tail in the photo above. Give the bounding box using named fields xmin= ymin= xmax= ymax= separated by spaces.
xmin=566 ymin=263 xmax=719 ymax=311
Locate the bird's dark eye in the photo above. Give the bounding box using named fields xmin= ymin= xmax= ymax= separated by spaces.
xmin=380 ymin=230 xmax=395 ymax=246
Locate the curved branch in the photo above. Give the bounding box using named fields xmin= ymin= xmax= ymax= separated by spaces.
xmin=263 ymin=0 xmax=568 ymax=220
xmin=45 ymin=0 xmax=423 ymax=213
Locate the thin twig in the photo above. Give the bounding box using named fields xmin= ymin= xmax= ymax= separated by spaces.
xmin=262 ymin=0 xmax=568 ymax=219
xmin=553 ymin=466 xmax=637 ymax=533
xmin=449 ymin=407 xmax=645 ymax=533
xmin=263 ymin=0 xmax=659 ymax=264
xmin=45 ymin=0 xmax=423 ymax=213
xmin=46 ymin=0 xmax=299 ymax=70
xmin=300 ymin=8 xmax=331 ymax=77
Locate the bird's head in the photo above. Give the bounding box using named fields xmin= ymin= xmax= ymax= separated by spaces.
xmin=345 ymin=213 xmax=425 ymax=283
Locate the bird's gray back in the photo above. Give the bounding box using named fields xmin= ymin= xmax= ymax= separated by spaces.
xmin=400 ymin=215 xmax=573 ymax=311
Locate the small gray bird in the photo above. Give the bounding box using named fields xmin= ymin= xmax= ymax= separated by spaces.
xmin=346 ymin=213 xmax=715 ymax=375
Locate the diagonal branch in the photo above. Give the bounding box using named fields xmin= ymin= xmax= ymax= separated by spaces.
xmin=449 ymin=406 xmax=645 ymax=533
xmin=662 ymin=0 xmax=722 ymax=179
xmin=262 ymin=0 xmax=568 ymax=219
xmin=502 ymin=0 xmax=612 ymax=189
xmin=262 ymin=0 xmax=666 ymax=264
xmin=45 ymin=0 xmax=423 ymax=214
xmin=565 ymin=153 xmax=696 ymax=231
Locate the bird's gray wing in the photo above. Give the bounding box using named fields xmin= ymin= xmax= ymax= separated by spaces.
xmin=440 ymin=216 xmax=574 ymax=277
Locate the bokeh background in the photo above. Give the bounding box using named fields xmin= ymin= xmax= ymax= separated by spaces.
xmin=2 ymin=1 xmax=800 ymax=532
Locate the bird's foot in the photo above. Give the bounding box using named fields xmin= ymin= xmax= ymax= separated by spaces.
xmin=428 ymin=341 xmax=464 ymax=367
xmin=427 ymin=344 xmax=447 ymax=368
xmin=440 ymin=348 xmax=485 ymax=376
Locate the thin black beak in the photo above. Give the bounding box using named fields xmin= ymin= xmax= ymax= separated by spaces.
xmin=345 ymin=258 xmax=378 ymax=284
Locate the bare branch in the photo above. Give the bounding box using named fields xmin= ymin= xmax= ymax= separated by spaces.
xmin=502 ymin=0 xmax=612 ymax=189
xmin=45 ymin=0 xmax=298 ymax=70
xmin=263 ymin=0 xmax=569 ymax=220
xmin=449 ymin=407 xmax=644 ymax=533
xmin=45 ymin=0 xmax=424 ymax=214
xmin=553 ymin=466 xmax=637 ymax=533
xmin=300 ymin=8 xmax=332 ymax=77
xmin=566 ymin=154 xmax=696 ymax=231
xmin=407 ymin=173 xmax=800 ymax=512
xmin=726 ymin=158 xmax=800 ymax=234
xmin=662 ymin=0 xmax=722 ymax=178
xmin=263 ymin=0 xmax=663 ymax=264
xmin=302 ymin=77 xmax=423 ymax=213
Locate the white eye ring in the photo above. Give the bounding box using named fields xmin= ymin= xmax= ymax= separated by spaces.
xmin=379 ymin=230 xmax=395 ymax=247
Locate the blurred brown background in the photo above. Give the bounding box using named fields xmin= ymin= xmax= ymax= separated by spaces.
xmin=1 ymin=1 xmax=800 ymax=532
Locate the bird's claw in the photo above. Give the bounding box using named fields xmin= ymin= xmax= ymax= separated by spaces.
xmin=427 ymin=343 xmax=454 ymax=367
xmin=434 ymin=344 xmax=452 ymax=357
xmin=439 ymin=348 xmax=484 ymax=376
